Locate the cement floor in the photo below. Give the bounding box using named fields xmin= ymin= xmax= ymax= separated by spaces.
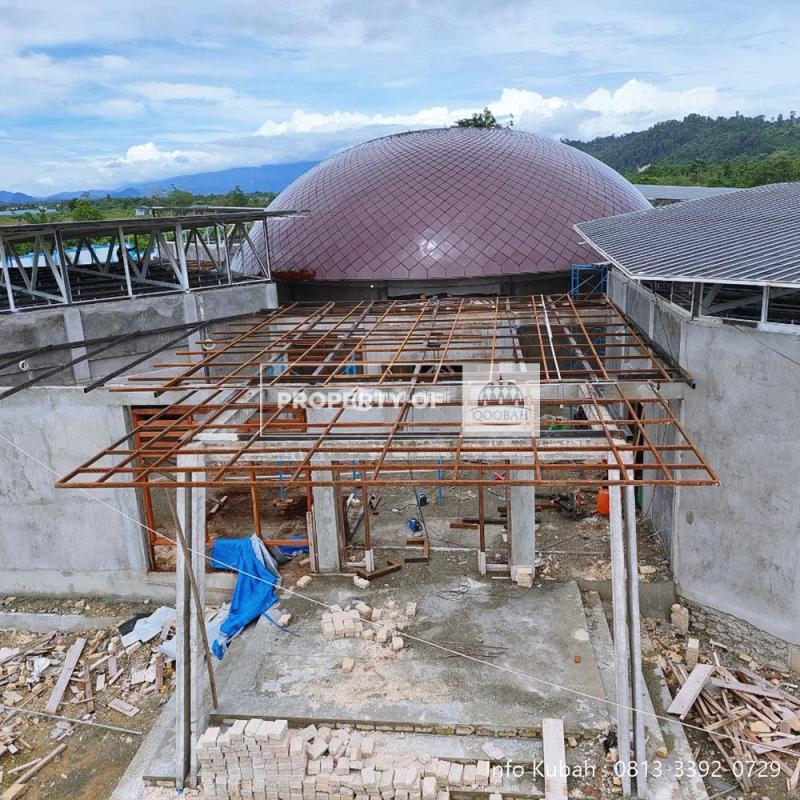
xmin=211 ymin=554 xmax=610 ymax=736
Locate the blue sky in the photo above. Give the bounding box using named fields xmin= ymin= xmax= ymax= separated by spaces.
xmin=1 ymin=0 xmax=799 ymax=193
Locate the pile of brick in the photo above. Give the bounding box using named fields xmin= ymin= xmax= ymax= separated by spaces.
xmin=320 ymin=600 xmax=416 ymax=650
xmin=197 ymin=719 xmax=503 ymax=800
xmin=321 ymin=607 xmax=366 ymax=641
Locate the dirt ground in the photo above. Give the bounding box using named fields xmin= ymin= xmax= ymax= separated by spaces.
xmin=0 ymin=605 xmax=175 ymax=799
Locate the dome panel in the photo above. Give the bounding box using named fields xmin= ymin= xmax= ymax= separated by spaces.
xmin=260 ymin=128 xmax=650 ymax=281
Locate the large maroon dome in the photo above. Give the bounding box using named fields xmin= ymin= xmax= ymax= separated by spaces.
xmin=261 ymin=128 xmax=649 ymax=281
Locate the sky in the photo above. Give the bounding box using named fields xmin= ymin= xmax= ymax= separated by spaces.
xmin=1 ymin=0 xmax=799 ymax=194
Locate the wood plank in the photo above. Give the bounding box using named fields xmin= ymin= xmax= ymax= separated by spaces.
xmin=751 ymin=734 xmax=800 ymax=754
xmin=668 ymin=664 xmax=714 ymax=719
xmin=108 ymin=698 xmax=140 ymax=717
xmin=44 ymin=638 xmax=86 ymax=715
xmin=789 ymin=756 xmax=800 ymax=791
xmin=711 ymin=677 xmax=783 ymax=699
xmin=14 ymin=742 xmax=66 ymax=784
xmin=542 ymin=717 xmax=568 ymax=800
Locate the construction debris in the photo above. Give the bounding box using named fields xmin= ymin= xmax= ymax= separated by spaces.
xmin=0 ymin=608 xmax=179 ymax=793
xmin=670 ymin=603 xmax=690 ymax=635
xmin=666 ymin=649 xmax=800 ymax=792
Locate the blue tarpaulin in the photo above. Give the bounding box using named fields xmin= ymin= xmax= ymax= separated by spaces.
xmin=210 ymin=535 xmax=281 ymax=657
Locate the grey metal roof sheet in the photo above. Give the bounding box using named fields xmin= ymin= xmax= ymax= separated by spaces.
xmin=633 ymin=184 xmax=738 ymax=202
xmin=575 ymin=182 xmax=800 ymax=288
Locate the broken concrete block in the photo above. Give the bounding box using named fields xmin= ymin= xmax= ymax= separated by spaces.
xmin=671 ymin=603 xmax=690 ymax=635
xmin=685 ymin=637 xmax=700 ymax=669
xmin=421 ymin=777 xmax=437 ymax=800
xmin=489 ymin=765 xmax=503 ymax=787
xmin=296 ymin=575 xmax=313 ymax=588
xmin=380 ymin=770 xmax=395 ymax=792
xmin=405 ymin=602 xmax=417 ymax=618
xmin=299 ymin=724 xmax=318 ymax=742
xmin=750 ymin=720 xmax=770 ymax=734
xmin=336 ymin=758 xmax=351 ymax=775
xmin=437 ymin=792 xmax=450 ymax=800
xmin=308 ymin=737 xmax=329 ymax=760
xmin=355 ymin=602 xmax=372 ymax=618
xmin=278 ymin=613 xmax=292 ymax=627
xmin=462 ymin=765 xmax=476 ymax=786
xmin=391 ymin=636 xmax=404 ymax=652
xmin=481 ymin=742 xmax=504 ymax=760
xmin=435 ymin=761 xmax=451 ymax=785
xmin=371 ymin=608 xmax=382 ymax=621
xmin=354 ymin=576 xmax=370 ymax=590
xmin=475 ymin=761 xmax=490 ymax=787
xmin=447 ymin=763 xmax=463 ymax=787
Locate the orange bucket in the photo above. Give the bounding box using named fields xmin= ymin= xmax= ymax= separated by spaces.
xmin=596 ymin=487 xmax=610 ymax=516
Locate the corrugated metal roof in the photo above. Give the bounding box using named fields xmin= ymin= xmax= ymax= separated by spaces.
xmin=633 ymin=184 xmax=738 ymax=202
xmin=575 ymin=182 xmax=800 ymax=288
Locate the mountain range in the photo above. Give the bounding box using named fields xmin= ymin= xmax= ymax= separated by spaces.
xmin=0 ymin=161 xmax=320 ymax=204
xmin=4 ymin=113 xmax=800 ymax=203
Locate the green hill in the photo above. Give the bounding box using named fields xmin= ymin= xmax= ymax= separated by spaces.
xmin=566 ymin=112 xmax=800 ymax=187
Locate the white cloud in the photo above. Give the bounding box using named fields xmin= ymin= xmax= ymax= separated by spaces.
xmin=254 ymin=80 xmax=734 ymax=142
xmin=26 ymin=79 xmax=742 ymax=192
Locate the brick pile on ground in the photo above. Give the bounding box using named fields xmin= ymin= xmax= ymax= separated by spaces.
xmin=197 ymin=719 xmax=503 ymax=800
xmin=320 ymin=600 xmax=414 ymax=649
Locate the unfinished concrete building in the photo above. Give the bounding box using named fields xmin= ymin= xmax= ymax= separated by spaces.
xmin=0 ymin=132 xmax=798 ymax=800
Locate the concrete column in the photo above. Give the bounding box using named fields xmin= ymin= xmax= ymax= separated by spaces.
xmin=311 ymin=466 xmax=341 ymax=574
xmin=62 ymin=307 xmax=91 ymax=384
xmin=624 ymin=483 xmax=647 ymax=798
xmin=174 ymin=487 xmax=191 ymax=789
xmin=508 ymin=470 xmax=535 ymax=579
xmin=608 ymin=466 xmax=632 ymax=797
xmin=176 ymin=454 xmax=207 ymax=788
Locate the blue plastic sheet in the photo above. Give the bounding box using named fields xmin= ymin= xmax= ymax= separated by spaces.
xmin=210 ymin=535 xmax=281 ymax=657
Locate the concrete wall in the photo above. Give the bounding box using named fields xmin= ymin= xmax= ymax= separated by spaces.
xmin=0 ymin=282 xmax=278 ymax=599
xmin=0 ymin=282 xmax=278 ymax=388
xmin=0 ymin=388 xmax=153 ymax=597
xmin=609 ymin=271 xmax=800 ymax=645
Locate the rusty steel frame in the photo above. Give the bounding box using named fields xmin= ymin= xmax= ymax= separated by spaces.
xmin=56 ymin=294 xmax=717 ymax=494
xmin=58 ymin=388 xmax=717 ymax=491
xmin=115 ymin=294 xmax=690 ymax=390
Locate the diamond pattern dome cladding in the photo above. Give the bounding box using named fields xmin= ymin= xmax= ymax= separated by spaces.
xmin=261 ymin=128 xmax=650 ymax=281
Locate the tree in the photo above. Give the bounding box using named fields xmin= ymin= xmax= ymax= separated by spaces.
xmin=166 ymin=185 xmax=194 ymax=207
xmin=453 ymin=107 xmax=503 ymax=129
xmin=70 ymin=193 xmax=104 ymax=222
xmin=225 ymin=185 xmax=247 ymax=206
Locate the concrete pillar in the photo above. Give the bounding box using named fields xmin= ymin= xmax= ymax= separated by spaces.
xmin=176 ymin=454 xmax=207 ymax=788
xmin=624 ymin=483 xmax=647 ymax=798
xmin=509 ymin=470 xmax=535 ymax=578
xmin=608 ymin=466 xmax=632 ymax=797
xmin=62 ymin=308 xmax=91 ymax=383
xmin=311 ymin=466 xmax=341 ymax=574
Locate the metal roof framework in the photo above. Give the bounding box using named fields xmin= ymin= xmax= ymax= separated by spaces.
xmin=57 ymin=295 xmax=718 ymax=491
xmin=575 ymin=183 xmax=800 ymax=289
xmin=0 ymin=209 xmax=301 ymax=313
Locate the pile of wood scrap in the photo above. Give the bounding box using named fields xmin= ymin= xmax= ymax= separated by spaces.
xmin=667 ymin=658 xmax=800 ymax=792
xmin=0 ymin=608 xmax=181 ymax=795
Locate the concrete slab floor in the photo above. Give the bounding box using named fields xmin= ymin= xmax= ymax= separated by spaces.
xmin=211 ymin=553 xmax=610 ymax=736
